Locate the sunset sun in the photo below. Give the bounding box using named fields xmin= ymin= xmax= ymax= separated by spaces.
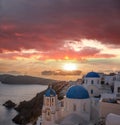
xmin=63 ymin=63 xmax=77 ymax=71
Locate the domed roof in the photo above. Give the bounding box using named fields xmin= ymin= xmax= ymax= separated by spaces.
xmin=86 ymin=71 xmax=100 ymax=78
xmin=45 ymin=88 xmax=56 ymax=97
xmin=66 ymin=85 xmax=89 ymax=99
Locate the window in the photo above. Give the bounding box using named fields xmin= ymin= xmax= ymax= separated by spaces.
xmin=48 ymin=111 xmax=50 ymax=116
xmin=83 ymin=103 xmax=86 ymax=112
xmin=73 ymin=104 xmax=76 ymax=111
xmin=86 ymin=80 xmax=88 ymax=84
xmin=45 ymin=109 xmax=51 ymax=121
xmin=61 ymin=101 xmax=64 ymax=107
xmin=118 ymin=87 xmax=120 ymax=93
xmin=52 ymin=98 xmax=54 ymax=102
xmin=91 ymin=80 xmax=94 ymax=84
xmin=91 ymin=89 xmax=93 ymax=94
xmin=46 ymin=98 xmax=49 ymax=106
xmin=51 ymin=98 xmax=54 ymax=106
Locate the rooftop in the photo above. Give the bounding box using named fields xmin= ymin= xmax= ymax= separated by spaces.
xmin=86 ymin=72 xmax=100 ymax=78
xmin=66 ymin=85 xmax=89 ymax=99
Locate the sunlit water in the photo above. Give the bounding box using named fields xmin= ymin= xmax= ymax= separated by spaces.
xmin=0 ymin=82 xmax=47 ymax=125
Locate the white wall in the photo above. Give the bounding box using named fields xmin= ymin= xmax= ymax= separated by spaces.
xmin=86 ymin=85 xmax=100 ymax=97
xmin=84 ymin=78 xmax=100 ymax=88
xmin=114 ymin=81 xmax=120 ymax=94
xmin=106 ymin=113 xmax=120 ymax=125
xmin=64 ymin=98 xmax=90 ymax=121
xmin=99 ymin=101 xmax=120 ymax=119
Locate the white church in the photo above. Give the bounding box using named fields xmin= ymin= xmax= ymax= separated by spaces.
xmin=40 ymin=71 xmax=120 ymax=125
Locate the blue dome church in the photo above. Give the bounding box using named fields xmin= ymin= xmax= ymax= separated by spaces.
xmin=45 ymin=88 xmax=56 ymax=97
xmin=86 ymin=71 xmax=100 ymax=78
xmin=63 ymin=85 xmax=91 ymax=122
xmin=83 ymin=71 xmax=101 ymax=97
xmin=42 ymin=84 xmax=91 ymax=125
xmin=66 ymin=85 xmax=89 ymax=99
xmin=42 ymin=87 xmax=58 ymax=125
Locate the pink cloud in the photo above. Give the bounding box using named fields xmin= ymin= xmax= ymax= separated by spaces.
xmin=0 ymin=0 xmax=119 ymax=60
xmin=0 ymin=47 xmax=116 ymax=60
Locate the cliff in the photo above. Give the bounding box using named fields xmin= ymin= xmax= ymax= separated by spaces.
xmin=12 ymin=81 xmax=69 ymax=124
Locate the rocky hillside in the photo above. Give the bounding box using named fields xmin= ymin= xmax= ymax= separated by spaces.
xmin=0 ymin=74 xmax=56 ymax=85
xmin=13 ymin=81 xmax=69 ymax=125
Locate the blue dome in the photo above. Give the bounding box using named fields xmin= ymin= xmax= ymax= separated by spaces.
xmin=66 ymin=85 xmax=89 ymax=99
xmin=86 ymin=72 xmax=100 ymax=78
xmin=45 ymin=88 xmax=56 ymax=97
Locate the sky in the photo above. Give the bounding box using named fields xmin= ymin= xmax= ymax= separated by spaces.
xmin=0 ymin=0 xmax=120 ymax=79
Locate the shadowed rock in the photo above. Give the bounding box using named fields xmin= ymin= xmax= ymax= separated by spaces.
xmin=3 ymin=100 xmax=16 ymax=109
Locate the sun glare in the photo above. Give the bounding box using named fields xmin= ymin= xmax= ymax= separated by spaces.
xmin=63 ymin=63 xmax=77 ymax=71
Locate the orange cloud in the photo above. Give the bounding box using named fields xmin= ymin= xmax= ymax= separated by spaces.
xmin=0 ymin=47 xmax=116 ymax=61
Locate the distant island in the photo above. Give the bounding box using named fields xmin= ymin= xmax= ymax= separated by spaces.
xmin=0 ymin=74 xmax=56 ymax=85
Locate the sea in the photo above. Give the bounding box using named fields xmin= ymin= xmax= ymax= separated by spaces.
xmin=0 ymin=82 xmax=47 ymax=125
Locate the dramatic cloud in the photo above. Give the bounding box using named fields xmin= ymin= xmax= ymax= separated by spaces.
xmin=0 ymin=0 xmax=120 ymax=78
xmin=0 ymin=0 xmax=120 ymax=54
xmin=0 ymin=47 xmax=116 ymax=60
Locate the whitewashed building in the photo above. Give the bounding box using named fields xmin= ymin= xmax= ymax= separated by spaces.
xmin=41 ymin=71 xmax=120 ymax=125
xmin=41 ymin=85 xmax=91 ymax=125
xmin=83 ymin=71 xmax=101 ymax=97
xmin=99 ymin=72 xmax=120 ymax=124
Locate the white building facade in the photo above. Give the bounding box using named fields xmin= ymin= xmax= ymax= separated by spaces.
xmin=42 ymin=88 xmax=58 ymax=125
xmin=83 ymin=72 xmax=101 ymax=97
xmin=41 ymin=71 xmax=120 ymax=125
xmin=41 ymin=85 xmax=91 ymax=125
